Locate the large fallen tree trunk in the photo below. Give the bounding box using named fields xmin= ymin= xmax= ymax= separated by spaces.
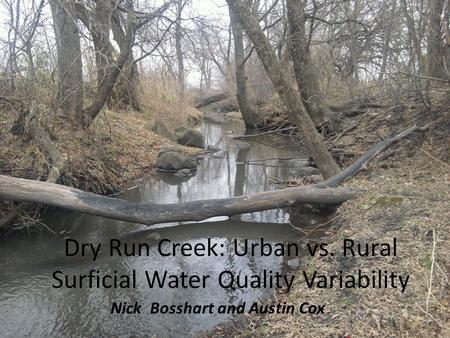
xmin=194 ymin=93 xmax=229 ymax=108
xmin=0 ymin=176 xmax=357 ymax=225
xmin=0 ymin=123 xmax=429 ymax=227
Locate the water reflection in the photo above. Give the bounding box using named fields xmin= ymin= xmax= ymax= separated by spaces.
xmin=144 ymin=113 xmax=307 ymax=225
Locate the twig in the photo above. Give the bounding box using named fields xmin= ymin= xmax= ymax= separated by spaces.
xmin=240 ymin=156 xmax=310 ymax=162
xmin=287 ymin=219 xmax=309 ymax=234
xmin=420 ymin=148 xmax=450 ymax=169
xmin=233 ymin=127 xmax=295 ymax=139
xmin=398 ymin=71 xmax=449 ymax=84
xmin=333 ymin=113 xmax=367 ymax=142
xmin=417 ymin=305 xmax=443 ymax=328
xmin=426 ymin=229 xmax=436 ymax=314
xmin=301 ymin=215 xmax=340 ymax=239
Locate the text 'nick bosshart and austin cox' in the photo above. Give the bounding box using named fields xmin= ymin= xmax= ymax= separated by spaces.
xmin=52 ymin=237 xmax=411 ymax=315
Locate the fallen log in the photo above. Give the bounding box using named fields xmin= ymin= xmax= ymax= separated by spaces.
xmin=0 ymin=175 xmax=357 ymax=226
xmin=329 ymin=98 xmax=384 ymax=118
xmin=0 ymin=123 xmax=429 ymax=227
xmin=194 ymin=93 xmax=229 ymax=108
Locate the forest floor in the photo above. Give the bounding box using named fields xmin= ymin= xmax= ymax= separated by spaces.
xmin=212 ymin=89 xmax=449 ymax=337
xmin=0 ymin=99 xmax=202 ymax=228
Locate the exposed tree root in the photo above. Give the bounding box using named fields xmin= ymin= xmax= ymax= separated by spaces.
xmin=1 ymin=101 xmax=67 ymax=229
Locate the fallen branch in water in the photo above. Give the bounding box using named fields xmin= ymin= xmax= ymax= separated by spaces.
xmin=0 ymin=175 xmax=357 ymax=226
xmin=238 ymin=156 xmax=311 ymax=162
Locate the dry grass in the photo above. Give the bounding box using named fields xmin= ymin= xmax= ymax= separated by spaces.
xmin=239 ymin=154 xmax=449 ymax=337
xmin=138 ymin=74 xmax=202 ymax=131
xmin=211 ymin=88 xmax=449 ymax=337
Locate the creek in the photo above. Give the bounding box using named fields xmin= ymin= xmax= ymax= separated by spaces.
xmin=0 ymin=113 xmax=329 ymax=337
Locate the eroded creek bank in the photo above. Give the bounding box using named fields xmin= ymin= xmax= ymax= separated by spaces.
xmin=0 ymin=113 xmax=331 ymax=337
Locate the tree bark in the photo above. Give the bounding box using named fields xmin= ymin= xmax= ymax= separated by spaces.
xmin=427 ymin=0 xmax=447 ymax=79
xmin=286 ymin=0 xmax=330 ymax=127
xmin=378 ymin=0 xmax=397 ymax=82
xmin=175 ymin=0 xmax=185 ymax=99
xmin=228 ymin=3 xmax=259 ymax=128
xmin=81 ymin=2 xmax=136 ymax=127
xmin=82 ymin=48 xmax=131 ymax=126
xmin=401 ymin=0 xmax=424 ymax=74
xmin=49 ymin=0 xmax=83 ymax=124
xmin=117 ymin=56 xmax=141 ymax=111
xmin=111 ymin=12 xmax=141 ymax=111
xmin=91 ymin=0 xmax=114 ymax=87
xmin=0 ymin=175 xmax=356 ymax=226
xmin=227 ymin=0 xmax=341 ymax=179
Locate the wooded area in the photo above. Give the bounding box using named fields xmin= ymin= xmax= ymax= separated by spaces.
xmin=0 ymin=0 xmax=448 ymax=336
xmin=0 ymin=0 xmax=448 ymax=227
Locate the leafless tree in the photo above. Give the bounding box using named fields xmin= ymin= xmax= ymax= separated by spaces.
xmin=49 ymin=0 xmax=83 ymax=123
xmin=227 ymin=0 xmax=341 ymax=178
xmin=228 ymin=2 xmax=259 ymax=128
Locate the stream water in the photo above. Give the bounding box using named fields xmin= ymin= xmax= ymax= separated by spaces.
xmin=0 ymin=113 xmax=328 ymax=337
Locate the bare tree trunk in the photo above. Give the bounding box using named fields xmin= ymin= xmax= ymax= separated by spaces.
xmin=228 ymin=4 xmax=259 ymax=128
xmin=6 ymin=0 xmax=20 ymax=90
xmin=227 ymin=0 xmax=341 ymax=179
xmin=110 ymin=57 xmax=141 ymax=111
xmin=401 ymin=0 xmax=424 ymax=74
xmin=49 ymin=0 xmax=83 ymax=124
xmin=427 ymin=0 xmax=447 ymax=79
xmin=175 ymin=0 xmax=185 ymax=99
xmin=81 ymin=1 xmax=138 ymax=127
xmin=82 ymin=45 xmax=132 ymax=126
xmin=378 ymin=0 xmax=397 ymax=81
xmin=121 ymin=57 xmax=141 ymax=111
xmin=92 ymin=0 xmax=114 ymax=87
xmin=111 ymin=16 xmax=142 ymax=111
xmin=344 ymin=0 xmax=360 ymax=83
xmin=286 ymin=0 xmax=332 ymax=127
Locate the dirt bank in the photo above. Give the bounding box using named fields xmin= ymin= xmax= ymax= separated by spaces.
xmin=211 ymin=90 xmax=449 ymax=337
xmin=0 ymin=101 xmax=202 ymax=229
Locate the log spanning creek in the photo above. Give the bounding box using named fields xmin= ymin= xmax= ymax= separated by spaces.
xmin=0 ymin=113 xmax=332 ymax=336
